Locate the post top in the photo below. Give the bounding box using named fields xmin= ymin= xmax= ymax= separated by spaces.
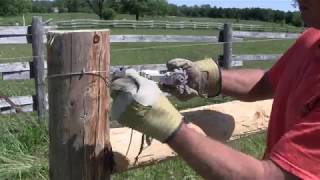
xmin=48 ymin=29 xmax=110 ymax=34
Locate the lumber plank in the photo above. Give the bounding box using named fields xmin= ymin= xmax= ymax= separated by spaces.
xmin=233 ymin=54 xmax=282 ymax=61
xmin=0 ymin=96 xmax=33 ymax=108
xmin=233 ymin=31 xmax=299 ymax=39
xmin=111 ymin=99 xmax=273 ymax=172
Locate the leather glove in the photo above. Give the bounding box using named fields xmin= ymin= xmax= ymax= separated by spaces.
xmin=165 ymin=58 xmax=221 ymax=100
xmin=111 ymin=69 xmax=183 ymax=142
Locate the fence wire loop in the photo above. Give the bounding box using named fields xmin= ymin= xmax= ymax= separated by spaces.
xmin=47 ymin=68 xmax=110 ymax=86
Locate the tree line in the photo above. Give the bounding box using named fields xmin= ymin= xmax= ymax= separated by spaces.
xmin=0 ymin=0 xmax=303 ymax=27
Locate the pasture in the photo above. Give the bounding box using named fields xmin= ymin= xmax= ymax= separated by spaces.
xmin=0 ymin=13 xmax=296 ymax=179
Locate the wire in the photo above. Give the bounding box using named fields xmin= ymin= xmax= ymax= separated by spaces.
xmin=47 ymin=68 xmax=110 ymax=87
xmin=0 ymin=56 xmax=44 ymax=61
xmin=125 ymin=129 xmax=134 ymax=156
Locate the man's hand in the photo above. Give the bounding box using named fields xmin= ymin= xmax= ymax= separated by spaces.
xmin=165 ymin=58 xmax=221 ymax=100
xmin=111 ymin=69 xmax=183 ymax=142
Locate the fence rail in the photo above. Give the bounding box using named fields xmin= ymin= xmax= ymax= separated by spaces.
xmin=0 ymin=23 xmax=293 ymax=117
xmin=0 ymin=26 xmax=298 ymax=44
xmin=233 ymin=31 xmax=300 ymax=39
xmin=52 ymin=19 xmax=301 ymax=33
xmin=0 ymin=54 xmax=279 ymax=81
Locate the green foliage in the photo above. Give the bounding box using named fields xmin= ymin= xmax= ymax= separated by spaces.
xmin=0 ymin=0 xmax=32 ymax=16
xmin=64 ymin=0 xmax=91 ymax=12
xmin=120 ymin=0 xmax=150 ymax=20
xmin=5 ymin=0 xmax=302 ymax=27
xmin=291 ymin=12 xmax=303 ymax=27
xmin=32 ymin=1 xmax=54 ymax=13
xmin=102 ymin=8 xmax=117 ymax=20
xmin=0 ymin=115 xmax=48 ymax=179
xmin=86 ymin=0 xmax=107 ymax=19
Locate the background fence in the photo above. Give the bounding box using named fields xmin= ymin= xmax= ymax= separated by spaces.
xmin=0 ymin=18 xmax=300 ymax=118
xmin=52 ymin=19 xmax=302 ymax=33
xmin=0 ymin=16 xmax=298 ymax=178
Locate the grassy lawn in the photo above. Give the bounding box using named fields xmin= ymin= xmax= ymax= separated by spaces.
xmin=0 ymin=13 xmax=301 ymax=32
xmin=0 ymin=14 xmax=296 ymax=179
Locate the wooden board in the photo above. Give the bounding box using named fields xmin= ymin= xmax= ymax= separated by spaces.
xmin=232 ymin=54 xmax=282 ymax=62
xmin=0 ymin=26 xmax=29 ymax=44
xmin=111 ymin=35 xmax=218 ymax=43
xmin=233 ymin=31 xmax=300 ymax=39
xmin=111 ymin=99 xmax=273 ymax=172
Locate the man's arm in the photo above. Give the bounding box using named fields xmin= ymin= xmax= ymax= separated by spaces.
xmin=221 ymin=69 xmax=274 ymax=102
xmin=168 ymin=123 xmax=298 ymax=180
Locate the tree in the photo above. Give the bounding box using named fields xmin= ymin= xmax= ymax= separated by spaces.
xmin=199 ymin=4 xmax=211 ymax=17
xmin=86 ymin=0 xmax=106 ymax=19
xmin=32 ymin=1 xmax=54 ymax=13
xmin=64 ymin=0 xmax=88 ymax=12
xmin=146 ymin=0 xmax=168 ymax=17
xmin=0 ymin=0 xmax=32 ymax=16
xmin=291 ymin=12 xmax=303 ymax=27
xmin=121 ymin=0 xmax=151 ymax=20
xmin=54 ymin=0 xmax=68 ymax=12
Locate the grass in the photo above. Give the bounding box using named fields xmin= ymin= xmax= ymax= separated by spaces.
xmin=0 ymin=114 xmax=267 ymax=180
xmin=0 ymin=12 xmax=301 ymax=32
xmin=0 ymin=114 xmax=48 ymax=180
xmin=0 ymin=14 xmax=296 ymax=179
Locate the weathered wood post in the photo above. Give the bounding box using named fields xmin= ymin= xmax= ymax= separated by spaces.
xmin=219 ymin=23 xmax=233 ymax=69
xmin=47 ymin=29 xmax=113 ymax=179
xmin=31 ymin=16 xmax=46 ymax=121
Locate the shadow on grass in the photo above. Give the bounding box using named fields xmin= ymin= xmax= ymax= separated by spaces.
xmin=183 ymin=110 xmax=235 ymax=142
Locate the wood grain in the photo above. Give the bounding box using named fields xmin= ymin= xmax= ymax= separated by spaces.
xmin=47 ymin=29 xmax=112 ymax=180
xmin=111 ymin=100 xmax=272 ymax=172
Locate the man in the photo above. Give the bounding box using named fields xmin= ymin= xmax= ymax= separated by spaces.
xmin=111 ymin=0 xmax=320 ymax=179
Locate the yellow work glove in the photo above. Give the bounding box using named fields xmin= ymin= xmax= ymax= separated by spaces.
xmin=111 ymin=69 xmax=183 ymax=142
xmin=165 ymin=58 xmax=221 ymax=100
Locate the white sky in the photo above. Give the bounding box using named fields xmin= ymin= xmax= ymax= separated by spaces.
xmin=167 ymin=0 xmax=298 ymax=12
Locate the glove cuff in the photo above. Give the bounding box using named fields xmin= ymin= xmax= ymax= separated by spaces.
xmin=146 ymin=96 xmax=183 ymax=142
xmin=195 ymin=58 xmax=221 ymax=97
xmin=119 ymin=96 xmax=183 ymax=142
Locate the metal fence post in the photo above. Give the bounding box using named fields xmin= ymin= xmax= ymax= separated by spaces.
xmin=219 ymin=23 xmax=233 ymax=69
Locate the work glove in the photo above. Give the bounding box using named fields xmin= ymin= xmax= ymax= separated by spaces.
xmin=165 ymin=58 xmax=221 ymax=100
xmin=111 ymin=69 xmax=183 ymax=142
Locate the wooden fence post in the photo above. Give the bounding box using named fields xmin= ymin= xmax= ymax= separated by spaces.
xmin=219 ymin=23 xmax=233 ymax=69
xmin=47 ymin=29 xmax=113 ymax=179
xmin=31 ymin=16 xmax=46 ymax=121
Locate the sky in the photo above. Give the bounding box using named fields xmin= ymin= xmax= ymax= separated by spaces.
xmin=167 ymin=0 xmax=298 ymax=12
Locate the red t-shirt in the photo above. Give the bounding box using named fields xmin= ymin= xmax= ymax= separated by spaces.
xmin=265 ymin=28 xmax=320 ymax=179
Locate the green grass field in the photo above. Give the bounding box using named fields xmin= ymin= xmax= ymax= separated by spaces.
xmin=0 ymin=13 xmax=296 ymax=180
xmin=0 ymin=12 xmax=301 ymax=32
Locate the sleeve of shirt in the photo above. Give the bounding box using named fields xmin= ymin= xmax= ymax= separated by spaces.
xmin=265 ymin=51 xmax=291 ymax=90
xmin=269 ymin=100 xmax=320 ymax=179
xmin=265 ymin=31 xmax=309 ymax=90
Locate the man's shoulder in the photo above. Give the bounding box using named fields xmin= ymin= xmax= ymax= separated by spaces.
xmin=299 ymin=28 xmax=320 ymax=43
